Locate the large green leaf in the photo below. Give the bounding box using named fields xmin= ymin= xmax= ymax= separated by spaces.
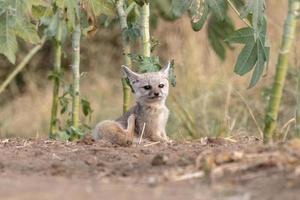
xmin=0 ymin=14 xmax=18 ymax=64
xmin=228 ymin=18 xmax=269 ymax=87
xmin=0 ymin=0 xmax=41 ymax=63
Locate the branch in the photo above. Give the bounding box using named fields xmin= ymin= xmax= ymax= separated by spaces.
xmin=0 ymin=36 xmax=46 ymax=95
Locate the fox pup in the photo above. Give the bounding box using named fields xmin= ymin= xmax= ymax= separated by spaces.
xmin=93 ymin=62 xmax=171 ymax=146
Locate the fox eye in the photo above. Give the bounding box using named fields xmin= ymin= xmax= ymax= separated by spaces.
xmin=158 ymin=84 xmax=164 ymax=88
xmin=143 ymin=85 xmax=152 ymax=90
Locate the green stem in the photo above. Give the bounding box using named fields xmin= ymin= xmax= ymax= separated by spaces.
xmin=116 ymin=0 xmax=132 ymax=113
xmin=0 ymin=37 xmax=46 ymax=95
xmin=296 ymin=68 xmax=300 ymax=137
xmin=49 ymin=20 xmax=63 ymax=138
xmin=141 ymin=2 xmax=151 ymax=57
xmin=264 ymin=0 xmax=300 ymax=143
xmin=71 ymin=24 xmax=81 ymax=129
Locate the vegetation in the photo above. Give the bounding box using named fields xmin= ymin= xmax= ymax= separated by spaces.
xmin=116 ymin=0 xmax=132 ymax=113
xmin=264 ymin=0 xmax=300 ymax=142
xmin=0 ymin=0 xmax=299 ymax=143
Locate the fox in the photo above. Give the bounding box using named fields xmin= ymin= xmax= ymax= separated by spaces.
xmin=93 ymin=62 xmax=171 ymax=146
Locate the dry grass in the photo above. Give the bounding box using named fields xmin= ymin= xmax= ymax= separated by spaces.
xmin=0 ymin=0 xmax=299 ymax=139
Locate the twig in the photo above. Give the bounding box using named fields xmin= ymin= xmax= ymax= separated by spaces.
xmin=226 ymin=0 xmax=252 ymax=27
xmin=143 ymin=141 xmax=160 ymax=147
xmin=173 ymin=171 xmax=204 ymax=182
xmin=233 ymin=88 xmax=264 ymax=139
xmin=0 ymin=36 xmax=46 ymax=95
xmin=138 ymin=122 xmax=146 ymax=144
xmin=281 ymin=118 xmax=295 ymax=141
xmin=223 ymin=137 xmax=237 ymax=143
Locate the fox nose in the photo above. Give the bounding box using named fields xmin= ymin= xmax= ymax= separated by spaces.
xmin=154 ymin=92 xmax=159 ymax=96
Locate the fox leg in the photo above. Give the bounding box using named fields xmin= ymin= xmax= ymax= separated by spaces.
xmin=149 ymin=132 xmax=168 ymax=142
xmin=161 ymin=131 xmax=170 ymax=141
xmin=149 ymin=130 xmax=171 ymax=143
xmin=93 ymin=115 xmax=135 ymax=146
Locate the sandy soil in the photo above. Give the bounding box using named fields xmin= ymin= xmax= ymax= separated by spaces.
xmin=1 ymin=136 xmax=300 ymax=200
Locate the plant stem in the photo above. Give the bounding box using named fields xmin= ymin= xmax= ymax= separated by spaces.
xmin=49 ymin=20 xmax=63 ymax=138
xmin=116 ymin=0 xmax=132 ymax=113
xmin=71 ymin=23 xmax=81 ymax=129
xmin=0 ymin=37 xmax=46 ymax=95
xmin=141 ymin=2 xmax=151 ymax=57
xmin=264 ymin=0 xmax=300 ymax=143
xmin=296 ymin=68 xmax=300 ymax=137
xmin=226 ymin=0 xmax=252 ymax=27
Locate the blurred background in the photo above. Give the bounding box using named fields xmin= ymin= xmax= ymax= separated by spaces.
xmin=0 ymin=0 xmax=299 ymax=139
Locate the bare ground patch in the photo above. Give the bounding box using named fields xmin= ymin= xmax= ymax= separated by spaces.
xmin=0 ymin=136 xmax=300 ymax=200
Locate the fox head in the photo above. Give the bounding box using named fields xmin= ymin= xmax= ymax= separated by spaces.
xmin=121 ymin=62 xmax=170 ymax=104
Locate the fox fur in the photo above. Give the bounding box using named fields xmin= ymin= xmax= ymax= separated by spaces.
xmin=93 ymin=62 xmax=171 ymax=146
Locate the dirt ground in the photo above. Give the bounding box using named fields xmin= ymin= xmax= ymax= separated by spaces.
xmin=1 ymin=136 xmax=300 ymax=200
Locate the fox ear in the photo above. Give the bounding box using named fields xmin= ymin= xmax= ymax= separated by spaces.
xmin=160 ymin=61 xmax=171 ymax=78
xmin=121 ymin=65 xmax=141 ymax=84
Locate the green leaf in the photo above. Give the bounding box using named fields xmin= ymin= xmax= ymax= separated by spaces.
xmin=190 ymin=1 xmax=209 ymax=31
xmin=84 ymin=0 xmax=115 ymax=17
xmin=206 ymin=0 xmax=226 ymax=20
xmin=0 ymin=14 xmax=18 ymax=64
xmin=225 ymin=27 xmax=254 ymax=44
xmin=169 ymin=59 xmax=176 ymax=87
xmin=57 ymin=131 xmax=71 ymax=141
xmin=208 ymin=26 xmax=226 ymax=60
xmin=42 ymin=12 xmax=60 ymax=38
xmin=227 ymin=17 xmax=269 ymax=87
xmin=32 ymin=5 xmax=48 ymax=19
xmin=234 ymin=41 xmax=257 ymax=75
xmin=249 ymin=41 xmax=265 ymax=88
xmin=248 ymin=19 xmax=269 ymax=87
xmin=130 ymin=54 xmax=161 ymax=73
xmin=59 ymin=96 xmax=69 ymax=114
xmin=81 ymin=98 xmax=93 ymax=117
xmin=15 ymin=20 xmax=40 ymax=44
xmin=124 ymin=23 xmax=141 ymax=42
xmin=207 ymin=15 xmax=235 ymax=60
xmin=241 ymin=0 xmax=266 ymax=35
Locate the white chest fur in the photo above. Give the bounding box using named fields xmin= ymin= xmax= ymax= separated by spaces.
xmin=137 ymin=104 xmax=169 ymax=137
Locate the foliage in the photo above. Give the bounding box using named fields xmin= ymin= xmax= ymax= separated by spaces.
xmin=226 ymin=18 xmax=270 ymax=87
xmin=171 ymin=0 xmax=268 ymax=88
xmin=129 ymin=54 xmax=176 ymax=87
xmin=48 ymin=70 xmax=93 ymax=140
xmin=0 ymin=0 xmax=41 ymax=64
xmin=207 ymin=15 xmax=235 ymax=60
